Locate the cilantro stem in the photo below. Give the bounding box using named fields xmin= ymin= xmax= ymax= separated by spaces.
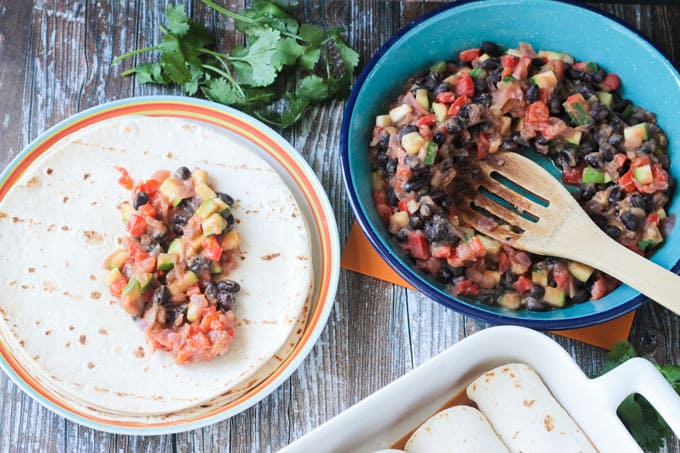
xmin=323 ymin=46 xmax=332 ymax=78
xmin=201 ymin=0 xmax=258 ymax=25
xmin=197 ymin=48 xmax=231 ymax=60
xmin=113 ymin=46 xmax=161 ymax=64
xmin=201 ymin=63 xmax=244 ymax=97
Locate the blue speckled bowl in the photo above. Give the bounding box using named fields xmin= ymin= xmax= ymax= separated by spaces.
xmin=340 ymin=0 xmax=680 ymax=329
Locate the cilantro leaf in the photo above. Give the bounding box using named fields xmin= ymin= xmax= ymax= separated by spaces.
xmin=159 ymin=34 xmax=191 ymax=84
xmin=123 ymin=62 xmax=165 ymax=84
xmin=165 ymin=4 xmax=190 ymax=36
xmin=238 ymin=0 xmax=299 ymax=36
xmin=274 ymin=37 xmax=304 ymax=68
xmin=601 ymin=340 xmax=638 ymax=373
xmin=296 ymin=75 xmax=329 ymax=102
xmin=657 ymin=364 xmax=680 ymax=392
xmin=202 ymin=78 xmax=245 ymax=105
xmin=230 ymin=28 xmax=281 ymax=86
xmin=618 ymin=395 xmax=668 ymax=452
xmin=328 ymin=28 xmax=359 ymax=73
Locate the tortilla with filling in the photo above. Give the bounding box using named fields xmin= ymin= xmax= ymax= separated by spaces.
xmin=404 ymin=406 xmax=509 ymax=453
xmin=466 ymin=363 xmax=597 ymax=453
xmin=0 ymin=116 xmax=313 ymax=415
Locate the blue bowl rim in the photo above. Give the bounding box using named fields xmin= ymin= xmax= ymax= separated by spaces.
xmin=340 ymin=0 xmax=680 ymax=330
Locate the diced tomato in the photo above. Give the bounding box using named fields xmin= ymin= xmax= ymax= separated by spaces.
xmin=126 ymin=214 xmax=147 ymax=237
xmin=562 ymin=163 xmax=585 ymax=185
xmin=500 ymin=55 xmax=519 ymax=69
xmin=447 ymin=95 xmax=469 ymax=116
xmin=134 ymin=178 xmax=161 ymax=196
xmin=151 ymin=170 xmax=171 ymax=184
xmin=613 ymin=153 xmax=628 ymax=169
xmin=396 ymin=164 xmax=413 ymax=180
xmin=435 ymin=92 xmax=456 ymax=103
xmin=476 ymin=132 xmax=490 ymax=160
xmin=109 ymin=277 xmax=128 ymax=297
xmin=431 ymin=244 xmax=453 ymax=258
xmin=416 ymin=257 xmax=442 ymax=274
xmin=513 ymin=275 xmax=533 ymax=294
xmin=114 ymin=166 xmax=134 ymax=190
xmin=601 ymin=73 xmax=621 ymax=92
xmin=498 ymin=252 xmax=510 ymax=273
xmin=459 ymin=48 xmax=481 ymax=62
xmin=407 ymin=231 xmax=430 ymax=260
xmin=397 ymin=199 xmax=409 ymax=212
xmin=618 ymin=170 xmax=636 ymax=193
xmin=544 ymin=58 xmax=565 ymax=80
xmin=136 ymin=256 xmax=157 ymax=273
xmin=455 ymin=71 xmax=475 ymax=98
xmin=201 ymin=236 xmax=223 ymax=262
xmin=186 ymin=284 xmax=202 ymax=296
xmin=129 ymin=246 xmax=149 ymax=263
xmin=419 ymin=125 xmax=433 ymax=141
xmin=553 ymin=268 xmax=571 ymax=290
xmin=416 ymin=114 xmax=437 ymax=127
xmin=626 ymin=244 xmax=644 ymax=256
xmin=525 ymin=101 xmax=550 ymax=125
xmin=537 ymin=117 xmax=568 ymax=140
xmin=138 ymin=203 xmax=156 ymax=218
xmin=468 ymin=236 xmax=487 ymax=257
xmin=512 ymin=57 xmax=532 ymax=79
xmin=501 ymin=66 xmax=513 ymax=78
xmin=572 ymin=61 xmax=589 ymax=72
xmin=590 ymin=276 xmax=609 ymax=300
xmin=376 ymin=204 xmax=392 ymax=221
xmin=453 ymin=279 xmax=480 ymax=296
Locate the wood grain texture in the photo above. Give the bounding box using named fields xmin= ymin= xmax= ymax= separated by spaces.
xmin=0 ymin=1 xmax=679 ymax=452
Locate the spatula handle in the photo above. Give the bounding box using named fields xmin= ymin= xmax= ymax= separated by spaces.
xmin=575 ymin=227 xmax=680 ymax=316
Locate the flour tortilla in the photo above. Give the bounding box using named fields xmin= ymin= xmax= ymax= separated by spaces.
xmin=404 ymin=405 xmax=508 ymax=453
xmin=466 ymin=363 xmax=597 ymax=453
xmin=0 ymin=116 xmax=313 ymax=415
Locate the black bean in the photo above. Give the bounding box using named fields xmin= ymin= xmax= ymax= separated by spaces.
xmin=549 ymin=96 xmax=562 ymax=115
xmin=487 ymin=67 xmax=503 ymax=85
xmin=523 ymin=297 xmax=546 ymax=311
xmin=217 ymin=292 xmax=236 ymax=312
xmin=204 ymin=282 xmax=218 ymax=303
xmin=474 ymin=79 xmax=487 ymax=94
xmin=629 ymin=193 xmax=646 ymax=209
xmin=570 ymin=289 xmax=590 ymax=304
xmin=599 ymin=143 xmax=616 ymax=162
xmin=525 ymin=84 xmax=540 ymax=103
xmin=481 ymin=41 xmax=503 ymax=57
xmin=424 ymin=216 xmax=448 ymax=242
xmin=558 ymin=149 xmax=577 ymax=168
xmin=512 ymin=134 xmax=530 ymax=149
xmin=409 ymin=215 xmax=424 ymax=229
xmin=608 ymin=186 xmax=624 ymax=204
xmin=503 ymin=270 xmax=518 ymax=288
xmin=446 ymin=117 xmax=465 ymax=134
xmin=591 ymin=104 xmax=609 ymax=122
xmin=591 ymin=70 xmax=605 ymax=84
xmin=398 ymin=125 xmax=419 ymax=142
xmin=529 ymin=285 xmax=545 ymax=299
xmin=643 ymin=193 xmax=656 ymax=212
xmin=584 ymin=153 xmax=602 ymax=169
xmin=386 ymin=158 xmax=398 ymax=176
xmin=577 ymin=141 xmax=596 ymax=156
xmin=166 ymin=303 xmax=187 ymax=326
xmin=481 ymin=58 xmax=499 ymax=71
xmin=473 ymin=93 xmax=492 ymax=107
xmin=433 ymin=132 xmax=446 ymax=146
xmin=152 ymin=286 xmax=171 ymax=306
xmin=387 ymin=187 xmax=399 ymax=207
xmin=567 ymin=67 xmax=591 ymax=83
xmin=612 ymin=97 xmax=630 ymax=113
xmin=218 ymin=279 xmax=241 ymax=293
xmin=580 ymin=184 xmax=596 ymax=202
xmin=188 ymin=255 xmax=211 ymax=275
xmin=458 ymin=104 xmax=471 ymax=119
xmin=133 ymin=191 xmax=149 ymax=210
xmin=604 ymin=224 xmax=621 ymax=239
xmin=216 ymin=192 xmax=234 ymax=206
xmin=434 ymin=83 xmax=451 ymax=94
xmin=621 ymin=211 xmax=641 ymax=231
xmin=175 ymin=166 xmax=192 ymax=180
xmin=639 ymin=141 xmax=655 ymax=154
xmin=377 ymin=134 xmax=390 ymax=151
xmin=574 ymin=81 xmax=595 ymax=100
xmin=224 ymin=213 xmax=235 ymax=229
xmin=419 ymin=203 xmax=433 ymax=219
xmin=501 ymin=139 xmax=518 ymax=152
xmin=448 ymin=266 xmax=466 ymax=278
xmin=452 ymin=134 xmax=466 ymax=148
xmin=608 ymin=134 xmax=623 ymax=146
xmin=440 ymin=267 xmax=453 ymax=282
xmin=478 ymin=292 xmax=495 ymax=305
xmin=395 ymin=229 xmax=408 ymax=243
xmin=402 ymin=178 xmax=425 ymax=193
xmin=374 ymin=151 xmax=388 ymax=170
xmin=531 ymin=57 xmax=545 ymax=69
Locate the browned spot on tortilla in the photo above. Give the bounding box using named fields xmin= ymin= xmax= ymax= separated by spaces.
xmin=89 ymin=274 xmax=96 ymax=281
xmin=26 ymin=176 xmax=39 ymax=188
xmin=46 ymin=168 xmax=53 ymax=175
xmin=134 ymin=347 xmax=145 ymax=358
xmin=45 ymin=330 xmax=52 ymax=336
xmin=512 ymin=431 xmax=520 ymax=440
xmin=69 ymin=325 xmax=74 ymax=331
xmin=524 ymin=399 xmax=535 ymax=407
xmin=64 ymin=261 xmax=69 ymax=268
xmin=502 ymin=367 xmax=510 ymax=372
xmin=296 ymin=255 xmax=309 ymax=261
xmin=261 ymin=253 xmax=280 ymax=261
xmin=166 ymin=152 xmax=174 ymax=159
xmin=90 ymin=201 xmax=97 ymax=206
xmin=274 ymin=355 xmax=283 ymax=361
xmin=19 ymin=340 xmax=24 ymax=347
xmin=95 ymin=387 xmax=109 ymax=393
xmin=261 ymin=320 xmax=277 ymax=325
xmin=544 ymin=415 xmax=554 ymax=432
xmin=515 ymin=383 xmax=523 ymax=389
xmin=0 ymin=211 xmax=7 ymax=219
xmin=63 ymin=291 xmax=71 ymax=297
xmin=98 ymin=328 xmax=108 ymax=335
xmin=12 ymin=217 xmax=24 ymax=223
xmin=35 ymin=320 xmax=40 ymax=326
xmin=28 ymin=267 xmax=35 ymax=273
xmin=296 ymin=328 xmax=302 ymax=335
xmin=87 ymin=362 xmax=95 ymax=369
xmin=61 ymin=225 xmax=70 ymax=231
xmin=42 ymin=281 xmax=56 ymax=293
xmin=62 ymin=196 xmax=69 ymax=203
xmin=83 ymin=173 xmax=90 ymax=180
xmin=485 ymin=371 xmax=495 ymax=377
xmin=32 ymin=355 xmax=40 ymax=360
xmin=245 ymin=209 xmax=258 ymax=214
xmin=20 ymin=284 xmax=29 ymax=289
xmin=109 ymin=300 xmax=116 ymax=305
xmin=510 ymin=373 xmax=516 ymax=378
xmin=8 ymin=280 xmax=16 ymax=286
xmin=83 ymin=230 xmax=104 ymax=246
xmin=241 ymin=318 xmax=251 ymax=325
xmin=115 ymin=391 xmax=128 ymax=397
xmin=79 ymin=335 xmax=87 ymax=345
xmin=65 ymin=342 xmax=70 ymax=348
xmin=90 ymin=291 xmax=101 ymax=300
xmin=47 ymin=224 xmax=56 ymax=232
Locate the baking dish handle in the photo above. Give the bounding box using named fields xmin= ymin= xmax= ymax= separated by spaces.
xmin=593 ymin=357 xmax=680 ymax=436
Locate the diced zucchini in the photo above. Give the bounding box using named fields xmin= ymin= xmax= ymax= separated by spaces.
xmin=476 ymin=235 xmax=501 ymax=256
xmin=388 ymin=211 xmax=409 ymax=233
xmin=603 ymin=171 xmax=613 ymax=184
xmin=375 ymin=114 xmax=393 ymax=127
xmin=483 ymin=270 xmax=501 ymax=286
xmin=633 ymin=164 xmax=653 ymax=184
xmin=120 ymin=202 xmax=134 ymax=224
xmin=195 ymin=182 xmax=217 ymax=201
xmin=221 ymin=230 xmax=240 ymax=250
xmin=202 ymin=213 xmax=227 ymax=236
xmin=134 ymin=272 xmax=153 ymax=291
xmin=423 ymin=142 xmax=438 ymax=165
xmin=389 ymin=104 xmax=412 ymax=123
xmin=581 ymin=167 xmax=605 ymax=184
xmin=624 ymin=123 xmax=649 ymax=149
xmin=563 ymin=130 xmax=582 ymax=146
xmin=530 ymin=70 xmax=558 ymax=89
xmin=210 ymin=262 xmax=223 ymax=274
xmin=563 ymin=93 xmax=592 ymax=126
xmin=432 ymin=102 xmax=448 ymax=123
xmin=532 ymin=269 xmax=548 ymax=286
xmin=159 ymin=178 xmax=188 ymax=207
xmin=568 ymin=262 xmax=594 ymax=282
xmin=656 ymin=208 xmax=667 ymax=220
xmin=196 ymin=198 xmax=229 ymax=221
xmin=597 ymin=91 xmax=613 ymax=108
xmin=638 ymin=224 xmax=663 ymax=251
xmin=123 ymin=279 xmax=141 ymax=297
xmin=104 ymin=249 xmax=129 ymax=270
xmin=104 ymin=268 xmax=123 ymax=286
xmin=430 ymin=61 xmax=447 ymax=74
xmin=168 ymin=271 xmax=199 ymax=297
xmin=470 ymin=67 xmax=486 ymax=80
xmin=498 ymin=292 xmax=521 ymax=310
xmin=401 ymin=131 xmax=426 ymax=155
xmin=621 ymin=104 xmax=634 ymax=120
xmin=168 ymin=238 xmax=183 ymax=255
xmin=543 ymin=287 xmax=566 ymax=307
xmin=586 ymin=61 xmax=599 ymax=73
xmin=415 ymin=89 xmax=430 ymax=110
xmin=191 ymin=168 xmax=209 ymax=186
xmin=506 ymin=48 xmax=522 ymax=57
xmin=499 ymin=116 xmax=512 ymax=136
xmin=371 ymin=171 xmax=385 ymax=191
xmin=157 ymin=253 xmax=175 ymax=271
xmin=537 ymin=50 xmax=562 ymax=60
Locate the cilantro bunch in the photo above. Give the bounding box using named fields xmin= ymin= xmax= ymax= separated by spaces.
xmin=114 ymin=0 xmax=359 ymax=128
xmin=600 ymin=341 xmax=680 ymax=452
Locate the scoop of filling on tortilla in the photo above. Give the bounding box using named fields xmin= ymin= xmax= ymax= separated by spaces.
xmin=104 ymin=166 xmax=241 ymax=365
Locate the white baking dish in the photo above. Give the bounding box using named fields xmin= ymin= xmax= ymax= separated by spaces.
xmin=281 ymin=326 xmax=680 ymax=452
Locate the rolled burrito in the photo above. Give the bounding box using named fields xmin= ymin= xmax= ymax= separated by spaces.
xmin=404 ymin=405 xmax=509 ymax=453
xmin=466 ymin=363 xmax=597 ymax=453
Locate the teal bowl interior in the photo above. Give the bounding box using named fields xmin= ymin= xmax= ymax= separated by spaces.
xmin=341 ymin=0 xmax=680 ymax=329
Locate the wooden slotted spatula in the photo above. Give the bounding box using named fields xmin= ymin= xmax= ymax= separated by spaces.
xmin=458 ymin=151 xmax=680 ymax=314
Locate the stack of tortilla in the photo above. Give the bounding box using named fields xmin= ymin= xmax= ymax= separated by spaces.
xmin=0 ymin=116 xmax=314 ymax=420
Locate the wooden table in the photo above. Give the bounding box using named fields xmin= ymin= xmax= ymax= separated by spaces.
xmin=1 ymin=1 xmax=679 ymax=451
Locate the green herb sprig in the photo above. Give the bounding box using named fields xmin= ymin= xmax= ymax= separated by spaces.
xmin=600 ymin=340 xmax=680 ymax=452
xmin=114 ymin=1 xmax=359 ymax=128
